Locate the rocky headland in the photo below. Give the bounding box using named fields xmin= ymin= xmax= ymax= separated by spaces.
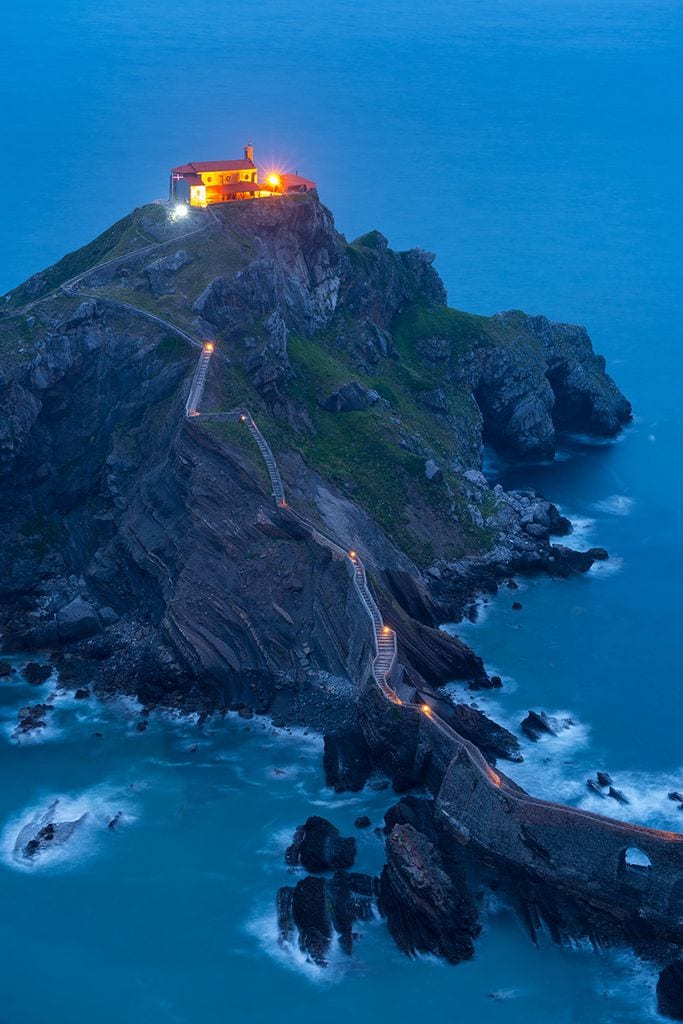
xmin=2 ymin=193 xmax=658 ymax=1000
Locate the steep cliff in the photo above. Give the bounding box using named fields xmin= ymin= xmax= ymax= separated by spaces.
xmin=0 ymin=194 xmax=630 ymax=724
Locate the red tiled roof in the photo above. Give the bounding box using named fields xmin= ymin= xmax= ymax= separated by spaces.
xmin=171 ymin=159 xmax=256 ymax=174
xmin=212 ymin=181 xmax=265 ymax=194
xmin=281 ymin=173 xmax=317 ymax=189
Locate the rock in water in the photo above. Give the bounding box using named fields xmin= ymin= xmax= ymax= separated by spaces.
xmin=285 ymin=816 xmax=356 ymax=873
xmin=379 ymin=824 xmax=479 ymax=964
xmin=14 ymin=798 xmax=88 ymax=862
xmin=658 ymin=961 xmax=683 ymax=1020
xmin=277 ymin=871 xmax=379 ymax=965
xmin=290 ymin=876 xmax=331 ymax=965
xmin=22 ymin=662 xmax=51 ymax=685
xmin=521 ymin=709 xmax=572 ymax=741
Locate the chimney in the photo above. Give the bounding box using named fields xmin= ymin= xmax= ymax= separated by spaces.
xmin=244 ymin=142 xmax=254 ymax=163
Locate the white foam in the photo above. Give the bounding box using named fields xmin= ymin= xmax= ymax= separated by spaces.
xmin=246 ymin=908 xmax=338 ymax=984
xmin=577 ymin=766 xmax=683 ymax=832
xmin=594 ymin=494 xmax=634 ymax=517
xmin=589 ymin=556 xmax=624 ymax=577
xmin=0 ymin=785 xmax=137 ymax=873
xmin=561 ymin=514 xmax=597 ymax=550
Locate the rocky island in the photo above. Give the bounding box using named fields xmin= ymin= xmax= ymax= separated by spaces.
xmin=6 ymin=193 xmax=679 ymax=1013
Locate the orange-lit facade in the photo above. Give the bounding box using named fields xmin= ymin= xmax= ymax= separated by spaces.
xmin=170 ymin=143 xmax=316 ymax=209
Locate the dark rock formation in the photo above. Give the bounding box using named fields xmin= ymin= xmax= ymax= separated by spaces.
xmin=658 ymin=961 xmax=683 ymax=1021
xmin=14 ymin=702 xmax=52 ymax=736
xmin=323 ymin=729 xmax=373 ymax=792
xmin=0 ymin=661 xmax=14 ymax=677
xmin=22 ymin=661 xmax=51 ymax=685
xmin=417 ymin=689 xmax=522 ymax=763
xmin=285 ymin=816 xmax=357 ymax=873
xmin=470 ymin=311 xmax=631 ymax=460
xmin=277 ymin=870 xmax=379 ymax=965
xmin=380 ymin=823 xmax=478 ymax=964
xmin=354 ymin=815 xmax=371 ymax=829
xmin=521 ymin=710 xmax=572 ymax=741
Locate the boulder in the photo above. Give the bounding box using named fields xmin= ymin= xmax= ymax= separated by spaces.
xmin=74 ymin=687 xmax=90 ymax=700
xmin=22 ymin=662 xmax=51 ymax=686
xmin=285 ymin=816 xmax=356 ymax=873
xmin=658 ymin=961 xmax=683 ymax=1020
xmin=596 ymin=771 xmax=612 ymax=787
xmin=354 ymin=815 xmax=371 ymax=829
xmin=424 ymin=459 xmax=443 ymax=483
xmin=0 ymin=662 xmax=15 ymax=678
xmin=56 ymin=597 xmax=101 ymax=644
xmin=319 ymin=381 xmax=378 ymax=413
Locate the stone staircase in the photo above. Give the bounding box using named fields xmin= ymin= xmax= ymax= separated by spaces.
xmin=185 ymin=342 xmax=214 ymax=416
xmin=184 ymin=342 xmax=399 ymax=696
xmin=239 ymin=412 xmax=286 ymax=506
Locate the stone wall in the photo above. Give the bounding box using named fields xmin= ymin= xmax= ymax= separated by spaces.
xmin=360 ymin=677 xmax=683 ymax=936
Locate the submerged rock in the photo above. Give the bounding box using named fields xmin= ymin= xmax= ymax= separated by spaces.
xmin=14 ymin=799 xmax=88 ymax=862
xmin=14 ymin=702 xmax=53 ymax=737
xmin=285 ymin=816 xmax=357 ymax=873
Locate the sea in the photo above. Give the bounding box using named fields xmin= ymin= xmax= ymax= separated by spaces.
xmin=1 ymin=1 xmax=682 ymax=1020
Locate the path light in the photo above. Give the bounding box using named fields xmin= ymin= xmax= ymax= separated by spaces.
xmin=421 ymin=703 xmax=432 ymax=716
xmin=383 ymin=625 xmax=392 ymax=634
xmin=171 ymin=203 xmax=189 ymax=220
xmin=240 ymin=414 xmax=247 ymax=422
xmin=349 ymin=550 xmax=357 ymax=559
xmin=204 ymin=342 xmax=214 ymax=352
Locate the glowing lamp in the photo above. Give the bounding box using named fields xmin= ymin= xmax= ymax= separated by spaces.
xmin=267 ymin=174 xmax=281 ymax=187
xmin=349 ymin=550 xmax=357 ymax=559
xmin=383 ymin=626 xmax=391 ymax=635
xmin=204 ymin=342 xmax=214 ymax=352
xmin=173 ymin=203 xmax=189 ymax=219
xmin=420 ymin=703 xmax=432 ymax=716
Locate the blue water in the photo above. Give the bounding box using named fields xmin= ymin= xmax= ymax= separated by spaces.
xmin=2 ymin=0 xmax=682 ymax=1020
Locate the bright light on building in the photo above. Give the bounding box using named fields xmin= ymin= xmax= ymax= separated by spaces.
xmin=172 ymin=203 xmax=189 ymax=220
xmin=267 ymin=174 xmax=281 ymax=187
